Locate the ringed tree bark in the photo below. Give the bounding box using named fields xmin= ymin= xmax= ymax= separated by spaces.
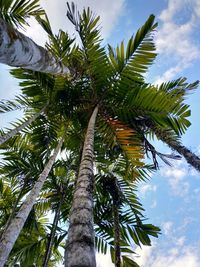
xmin=147 ymin=122 xmax=200 ymax=172
xmin=0 ymin=18 xmax=69 ymax=75
xmin=65 ymin=105 xmax=99 ymax=267
xmin=0 ymin=138 xmax=63 ymax=266
xmin=0 ymin=105 xmax=47 ymax=145
xmin=168 ymin=141 xmax=200 ymax=172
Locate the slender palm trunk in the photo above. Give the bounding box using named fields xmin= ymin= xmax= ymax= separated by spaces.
xmin=0 ymin=18 xmax=69 ymax=75
xmin=65 ymin=106 xmax=99 ymax=267
xmin=0 ymin=138 xmax=63 ymax=266
xmin=165 ymin=140 xmax=200 ymax=172
xmin=151 ymin=125 xmax=200 ymax=172
xmin=42 ymin=197 xmax=63 ymax=267
xmin=113 ymin=203 xmax=121 ymax=267
xmin=1 ymin=182 xmax=26 ymax=239
xmin=0 ymin=106 xmax=46 ymax=145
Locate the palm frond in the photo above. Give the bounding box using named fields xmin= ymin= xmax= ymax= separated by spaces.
xmin=108 ymin=14 xmax=157 ymax=80
xmin=0 ymin=0 xmax=44 ymax=28
xmin=104 ymin=117 xmax=144 ymax=168
xmin=67 ymin=2 xmax=114 ymax=95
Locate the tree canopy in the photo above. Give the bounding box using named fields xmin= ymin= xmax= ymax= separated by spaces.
xmin=0 ymin=1 xmax=199 ymax=267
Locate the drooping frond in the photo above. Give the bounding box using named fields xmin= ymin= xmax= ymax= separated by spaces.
xmin=103 ymin=117 xmax=144 ymax=168
xmin=0 ymin=0 xmax=44 ymax=28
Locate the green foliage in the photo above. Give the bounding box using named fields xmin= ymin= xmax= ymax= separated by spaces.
xmin=0 ymin=1 xmax=199 ymax=266
xmin=0 ymin=0 xmax=44 ymax=28
xmin=94 ymin=171 xmax=160 ymax=265
xmin=108 ymin=14 xmax=157 ymax=78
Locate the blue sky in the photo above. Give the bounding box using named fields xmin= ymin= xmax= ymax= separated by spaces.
xmin=1 ymin=0 xmax=200 ymax=266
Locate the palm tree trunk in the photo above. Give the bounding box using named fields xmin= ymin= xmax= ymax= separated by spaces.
xmin=151 ymin=125 xmax=200 ymax=172
xmin=0 ymin=138 xmax=63 ymax=266
xmin=0 ymin=18 xmax=69 ymax=75
xmin=42 ymin=196 xmax=63 ymax=267
xmin=113 ymin=204 xmax=121 ymax=267
xmin=65 ymin=105 xmax=99 ymax=267
xmin=0 ymin=106 xmax=46 ymax=145
xmin=165 ymin=139 xmax=200 ymax=171
xmin=1 ymin=181 xmax=27 ymax=239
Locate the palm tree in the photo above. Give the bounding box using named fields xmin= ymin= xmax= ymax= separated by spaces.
xmin=102 ymin=174 xmax=122 ymax=267
xmin=63 ymin=4 xmax=198 ymax=266
xmin=8 ymin=212 xmax=64 ymax=267
xmin=0 ymin=0 xmax=69 ymax=75
xmin=0 ymin=105 xmax=47 ymax=145
xmin=147 ymin=122 xmax=200 ymax=171
xmin=1 ymin=0 xmax=199 ymax=171
xmin=0 ymin=137 xmax=63 ymax=266
xmin=94 ymin=165 xmax=160 ymax=267
xmin=41 ymin=160 xmax=75 ymax=267
xmin=0 ymin=153 xmax=76 ymax=266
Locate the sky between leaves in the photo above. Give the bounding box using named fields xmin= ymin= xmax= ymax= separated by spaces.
xmin=1 ymin=0 xmax=200 ymax=266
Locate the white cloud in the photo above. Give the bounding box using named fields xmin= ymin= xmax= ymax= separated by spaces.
xmin=152 ymin=249 xmax=200 ymax=267
xmin=177 ymin=217 xmax=196 ymax=231
xmin=176 ymin=236 xmax=185 ymax=247
xmin=165 ymin=166 xmax=187 ymax=179
xmin=155 ymin=0 xmax=200 ymax=83
xmin=135 ymin=241 xmax=200 ymax=267
xmin=135 ymin=245 xmax=154 ymax=266
xmin=40 ymin=0 xmax=125 ymax=39
xmin=139 ymin=184 xmax=157 ymax=196
xmin=21 ymin=0 xmax=125 ymax=55
xmin=162 ymin=221 xmax=173 ymax=235
xmin=160 ymin=162 xmax=190 ymax=197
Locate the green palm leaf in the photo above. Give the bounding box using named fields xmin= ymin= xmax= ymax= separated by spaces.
xmin=0 ymin=0 xmax=44 ymax=28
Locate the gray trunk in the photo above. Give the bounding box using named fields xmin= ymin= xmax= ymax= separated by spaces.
xmin=0 ymin=18 xmax=69 ymax=75
xmin=0 ymin=138 xmax=63 ymax=266
xmin=151 ymin=125 xmax=200 ymax=172
xmin=165 ymin=139 xmax=200 ymax=172
xmin=0 ymin=106 xmax=46 ymax=145
xmin=42 ymin=197 xmax=63 ymax=267
xmin=113 ymin=204 xmax=121 ymax=267
xmin=65 ymin=106 xmax=98 ymax=267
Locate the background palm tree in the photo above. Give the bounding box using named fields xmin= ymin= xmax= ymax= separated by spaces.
xmin=0 ymin=136 xmax=63 ymax=266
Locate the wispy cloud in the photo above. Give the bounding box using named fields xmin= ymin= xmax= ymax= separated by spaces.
xmin=40 ymin=0 xmax=125 ymax=39
xmin=152 ymin=247 xmax=200 ymax=267
xmin=135 ymin=241 xmax=200 ymax=267
xmin=160 ymin=160 xmax=191 ymax=197
xmin=23 ymin=0 xmax=125 ymax=51
xmin=139 ymin=183 xmax=157 ymax=196
xmin=135 ymin=244 xmax=154 ymax=266
xmin=162 ymin=221 xmax=173 ymax=235
xmin=155 ymin=0 xmax=200 ymax=83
